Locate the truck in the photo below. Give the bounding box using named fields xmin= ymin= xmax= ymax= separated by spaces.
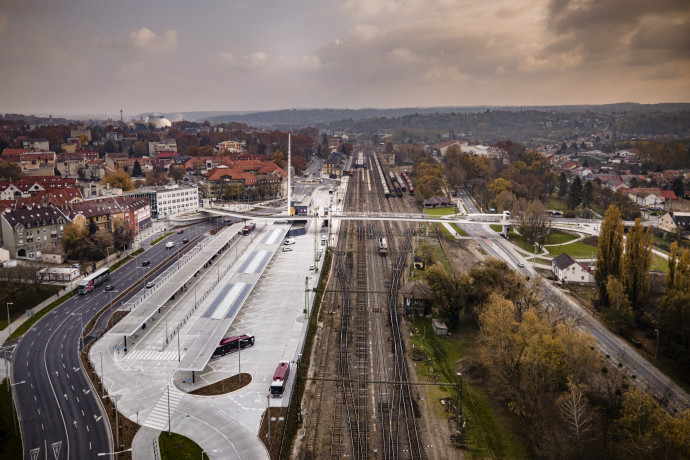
xmin=240 ymin=222 xmax=256 ymax=235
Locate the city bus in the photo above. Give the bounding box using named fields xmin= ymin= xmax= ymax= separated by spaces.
xmin=211 ymin=334 xmax=255 ymax=358
xmin=270 ymin=361 xmax=291 ymax=397
xmin=78 ymin=267 xmax=111 ymax=295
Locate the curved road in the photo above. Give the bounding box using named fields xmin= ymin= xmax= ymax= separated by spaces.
xmin=9 ymin=222 xmax=215 ymax=459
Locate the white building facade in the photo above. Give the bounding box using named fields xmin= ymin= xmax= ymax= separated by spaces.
xmin=125 ymin=184 xmax=199 ymax=218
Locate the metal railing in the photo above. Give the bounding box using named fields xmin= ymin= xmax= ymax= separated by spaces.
xmin=122 ymin=231 xmax=225 ymax=313
xmin=160 ymin=236 xmax=249 ymax=351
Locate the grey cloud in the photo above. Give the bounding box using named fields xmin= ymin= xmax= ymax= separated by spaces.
xmin=547 ymin=0 xmax=690 ymax=31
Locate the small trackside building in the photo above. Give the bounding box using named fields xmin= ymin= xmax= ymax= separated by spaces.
xmin=552 ymin=252 xmax=594 ymax=284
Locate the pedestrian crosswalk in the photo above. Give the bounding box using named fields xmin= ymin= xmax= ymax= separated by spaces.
xmin=125 ymin=349 xmax=179 ymax=361
xmin=144 ymin=387 xmax=185 ymax=430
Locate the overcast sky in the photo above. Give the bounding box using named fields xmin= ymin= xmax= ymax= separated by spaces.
xmin=1 ymin=0 xmax=689 ymax=116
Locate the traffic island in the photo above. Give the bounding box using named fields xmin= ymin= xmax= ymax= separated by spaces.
xmin=259 ymin=406 xmax=289 ymax=460
xmin=188 ymin=373 xmax=252 ymax=396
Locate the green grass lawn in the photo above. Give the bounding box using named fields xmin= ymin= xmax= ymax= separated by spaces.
xmin=651 ymin=254 xmax=668 ymax=272
xmin=0 ymin=380 xmax=22 ymax=459
xmin=151 ymin=232 xmax=174 ymax=246
xmin=451 ymin=223 xmax=468 ymax=236
xmin=544 ymin=229 xmax=579 ymax=245
xmin=425 ymin=207 xmax=457 ymax=216
xmin=490 ymin=224 xmax=502 ymax=232
xmin=544 ymin=196 xmax=568 ymax=211
xmin=159 ymin=432 xmax=203 ymax=460
xmin=547 ymin=241 xmax=598 ymax=259
xmin=0 ymin=283 xmax=62 ymax=331
xmin=410 ymin=317 xmax=529 ymax=458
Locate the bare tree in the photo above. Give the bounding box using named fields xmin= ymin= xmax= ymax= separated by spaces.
xmin=516 ymin=199 xmax=552 ymax=249
xmin=558 ymin=381 xmax=595 ymax=459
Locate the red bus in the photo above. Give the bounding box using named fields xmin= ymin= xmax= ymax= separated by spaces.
xmin=270 ymin=360 xmax=290 ymax=397
xmin=212 ymin=334 xmax=255 ymax=358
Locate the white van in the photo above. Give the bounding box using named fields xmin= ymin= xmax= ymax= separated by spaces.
xmin=284 ymin=238 xmax=295 ymax=245
xmin=166 ymin=242 xmax=174 ymax=249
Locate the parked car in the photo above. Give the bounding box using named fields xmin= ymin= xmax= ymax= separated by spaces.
xmin=146 ymin=281 xmax=155 ymax=289
xmin=142 ymin=260 xmax=151 ymax=266
xmin=282 ymin=247 xmax=292 ymax=252
xmin=104 ymin=285 xmax=115 ymax=291
xmin=70 ymin=263 xmax=81 ymax=269
xmin=309 ymin=264 xmax=315 ymax=271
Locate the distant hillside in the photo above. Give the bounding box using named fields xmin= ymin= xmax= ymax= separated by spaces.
xmin=206 ymin=103 xmax=690 ymax=129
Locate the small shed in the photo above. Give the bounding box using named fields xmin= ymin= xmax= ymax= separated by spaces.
xmin=432 ymin=319 xmax=448 ymax=336
xmin=400 ymin=280 xmax=431 ymax=316
xmin=40 ymin=243 xmax=65 ymax=264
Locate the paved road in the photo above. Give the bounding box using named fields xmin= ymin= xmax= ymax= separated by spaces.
xmin=8 ymin=222 xmax=215 ymax=460
xmin=455 ymin=189 xmax=689 ymax=410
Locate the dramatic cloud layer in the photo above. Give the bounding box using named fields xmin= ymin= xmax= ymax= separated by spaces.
xmin=0 ymin=0 xmax=688 ymax=115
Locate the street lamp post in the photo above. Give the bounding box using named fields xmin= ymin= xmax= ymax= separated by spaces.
xmin=102 ymin=394 xmax=121 ymax=457
xmin=654 ymin=329 xmax=660 ymax=367
xmin=6 ymin=302 xmax=13 ymax=336
xmin=98 ymin=351 xmax=104 ymax=396
xmin=457 ymin=372 xmax=463 ymax=427
xmin=97 ymin=448 xmax=132 ymax=457
xmin=106 ymin=246 xmax=114 ymax=271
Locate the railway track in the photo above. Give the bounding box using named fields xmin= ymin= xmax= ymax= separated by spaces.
xmin=302 ymin=151 xmax=427 ymax=459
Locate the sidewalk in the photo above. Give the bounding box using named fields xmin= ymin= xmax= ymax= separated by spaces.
xmin=1 ymin=227 xmax=161 ymax=348
xmin=132 ymin=426 xmax=161 ymax=460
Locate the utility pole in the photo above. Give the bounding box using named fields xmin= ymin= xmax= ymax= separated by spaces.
xmin=457 ymin=372 xmax=463 ymax=427
xmin=287 ymin=133 xmax=291 ymax=216
xmin=654 ymin=329 xmax=660 ymax=367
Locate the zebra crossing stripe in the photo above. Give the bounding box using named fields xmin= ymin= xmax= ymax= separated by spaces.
xmin=144 ymin=388 xmax=185 ymax=430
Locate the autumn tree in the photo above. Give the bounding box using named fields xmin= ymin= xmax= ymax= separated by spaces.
xmin=495 ymin=190 xmax=518 ymax=213
xmin=595 ymin=205 xmax=624 ymax=309
xmin=611 ymin=388 xmax=690 ymax=459
xmin=101 ymin=169 xmax=134 ymax=191
xmin=145 ymin=170 xmax=169 ymax=186
xmin=168 ymin=166 xmax=186 ymax=183
xmin=657 ymin=243 xmax=690 ymax=366
xmin=621 ymin=219 xmax=652 ymax=311
xmin=271 ymin=150 xmax=286 ymax=169
xmin=424 ymin=263 xmax=468 ymax=330
xmin=131 ymin=141 xmax=147 ymax=157
xmin=61 ymin=222 xmax=89 ymax=259
xmin=291 ymin=155 xmax=307 ymax=174
xmin=604 ymin=276 xmax=635 ymax=333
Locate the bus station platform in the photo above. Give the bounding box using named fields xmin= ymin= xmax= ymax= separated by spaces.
xmin=109 ymin=224 xmax=243 ymax=338
xmin=176 ymin=226 xmax=288 ymax=372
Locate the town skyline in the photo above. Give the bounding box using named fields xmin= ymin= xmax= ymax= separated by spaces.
xmin=1 ymin=0 xmax=689 ymax=115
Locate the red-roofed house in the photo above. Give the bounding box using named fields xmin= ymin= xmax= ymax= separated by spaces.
xmin=1 ymin=148 xmax=28 ymax=164
xmin=20 ymin=152 xmax=56 ymax=176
